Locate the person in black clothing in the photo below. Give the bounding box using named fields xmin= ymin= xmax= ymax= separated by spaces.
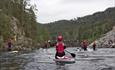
xmin=93 ymin=41 xmax=96 ymax=51
xmin=7 ymin=39 xmax=12 ymax=51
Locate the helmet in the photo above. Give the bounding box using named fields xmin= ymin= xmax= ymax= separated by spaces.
xmin=58 ymin=35 xmax=63 ymax=41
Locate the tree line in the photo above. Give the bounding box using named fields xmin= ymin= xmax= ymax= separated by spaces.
xmin=43 ymin=7 xmax=115 ymax=44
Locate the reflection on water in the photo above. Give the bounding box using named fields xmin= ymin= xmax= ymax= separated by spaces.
xmin=0 ymin=48 xmax=115 ymax=70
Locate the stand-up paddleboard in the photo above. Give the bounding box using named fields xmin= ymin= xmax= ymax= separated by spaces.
xmin=8 ymin=50 xmax=18 ymax=53
xmin=53 ymin=56 xmax=75 ymax=65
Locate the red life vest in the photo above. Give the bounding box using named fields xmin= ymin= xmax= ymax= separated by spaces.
xmin=83 ymin=41 xmax=87 ymax=48
xmin=93 ymin=43 xmax=96 ymax=47
xmin=56 ymin=42 xmax=64 ymax=53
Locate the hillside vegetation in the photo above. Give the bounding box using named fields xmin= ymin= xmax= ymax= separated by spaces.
xmin=0 ymin=0 xmax=49 ymax=51
xmin=43 ymin=7 xmax=115 ymax=45
xmin=0 ymin=0 xmax=114 ymax=50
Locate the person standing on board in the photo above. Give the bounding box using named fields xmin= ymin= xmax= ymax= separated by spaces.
xmin=82 ymin=40 xmax=88 ymax=51
xmin=55 ymin=35 xmax=66 ymax=59
xmin=7 ymin=38 xmax=13 ymax=51
xmin=93 ymin=41 xmax=96 ymax=51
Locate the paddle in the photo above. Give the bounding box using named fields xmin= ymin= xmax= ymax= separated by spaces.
xmin=65 ymin=50 xmax=76 ymax=58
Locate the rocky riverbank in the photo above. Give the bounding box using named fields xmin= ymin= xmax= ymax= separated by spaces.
xmin=0 ymin=17 xmax=40 ymax=52
xmin=94 ymin=26 xmax=115 ymax=48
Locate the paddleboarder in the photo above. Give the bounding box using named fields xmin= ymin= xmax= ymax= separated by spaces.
xmin=82 ymin=40 xmax=88 ymax=51
xmin=55 ymin=35 xmax=66 ymax=59
xmin=93 ymin=41 xmax=96 ymax=51
xmin=7 ymin=38 xmax=13 ymax=51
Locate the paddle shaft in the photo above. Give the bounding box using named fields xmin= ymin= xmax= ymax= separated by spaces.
xmin=65 ymin=50 xmax=71 ymax=54
xmin=65 ymin=50 xmax=76 ymax=58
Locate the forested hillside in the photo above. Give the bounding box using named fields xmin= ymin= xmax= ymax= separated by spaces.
xmin=43 ymin=7 xmax=115 ymax=45
xmin=0 ymin=0 xmax=48 ymax=51
xmin=0 ymin=0 xmax=114 ymax=50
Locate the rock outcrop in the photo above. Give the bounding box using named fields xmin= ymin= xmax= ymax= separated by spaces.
xmin=96 ymin=26 xmax=115 ymax=48
xmin=0 ymin=16 xmax=39 ymax=51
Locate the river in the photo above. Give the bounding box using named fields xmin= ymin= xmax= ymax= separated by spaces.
xmin=0 ymin=48 xmax=115 ymax=70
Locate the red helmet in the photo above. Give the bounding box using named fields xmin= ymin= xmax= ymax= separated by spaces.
xmin=58 ymin=35 xmax=63 ymax=41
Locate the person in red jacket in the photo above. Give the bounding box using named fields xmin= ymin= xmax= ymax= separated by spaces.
xmin=82 ymin=40 xmax=88 ymax=51
xmin=55 ymin=35 xmax=66 ymax=59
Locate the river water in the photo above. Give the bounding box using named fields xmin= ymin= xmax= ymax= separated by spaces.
xmin=0 ymin=48 xmax=115 ymax=70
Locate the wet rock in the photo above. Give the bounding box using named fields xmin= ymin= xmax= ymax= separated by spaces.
xmin=96 ymin=26 xmax=115 ymax=48
xmin=0 ymin=17 xmax=39 ymax=52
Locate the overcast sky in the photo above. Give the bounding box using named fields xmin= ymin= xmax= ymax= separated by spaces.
xmin=30 ymin=0 xmax=114 ymax=23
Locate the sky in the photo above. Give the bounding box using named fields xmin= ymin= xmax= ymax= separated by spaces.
xmin=30 ymin=0 xmax=114 ymax=24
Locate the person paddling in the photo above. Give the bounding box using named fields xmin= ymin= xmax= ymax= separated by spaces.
xmin=7 ymin=38 xmax=12 ymax=51
xmin=93 ymin=41 xmax=96 ymax=51
xmin=55 ymin=35 xmax=66 ymax=59
xmin=82 ymin=40 xmax=88 ymax=51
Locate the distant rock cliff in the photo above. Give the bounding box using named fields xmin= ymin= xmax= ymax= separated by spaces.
xmin=96 ymin=26 xmax=115 ymax=48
